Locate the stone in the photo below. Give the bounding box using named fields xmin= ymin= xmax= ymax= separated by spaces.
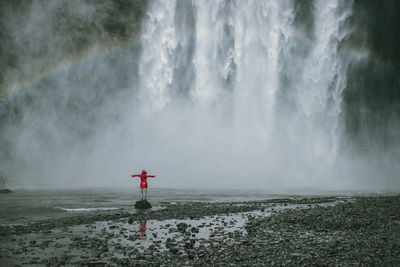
xmin=177 ymin=222 xmax=189 ymax=232
xmin=135 ymin=259 xmax=149 ymax=266
xmin=0 ymin=189 xmax=12 ymax=194
xmin=135 ymin=200 xmax=152 ymax=210
xmin=169 ymin=247 xmax=179 ymax=254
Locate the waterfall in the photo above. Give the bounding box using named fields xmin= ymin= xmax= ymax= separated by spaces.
xmin=2 ymin=0 xmax=400 ymax=190
xmin=133 ymin=0 xmax=353 ymax=187
xmin=292 ymin=0 xmax=352 ymax=158
xmin=139 ymin=0 xmax=178 ymax=113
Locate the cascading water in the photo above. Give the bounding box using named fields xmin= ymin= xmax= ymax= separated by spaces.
xmin=292 ymin=0 xmax=352 ymax=158
xmin=129 ymin=0 xmax=353 ymax=188
xmin=8 ymin=0 xmax=395 ymax=191
xmin=139 ymin=0 xmax=178 ymax=113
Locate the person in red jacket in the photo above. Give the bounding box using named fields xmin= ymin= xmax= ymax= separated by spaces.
xmin=131 ymin=170 xmax=156 ymax=201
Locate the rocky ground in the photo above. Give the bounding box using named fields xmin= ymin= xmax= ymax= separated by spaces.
xmin=0 ymin=196 xmax=399 ymax=266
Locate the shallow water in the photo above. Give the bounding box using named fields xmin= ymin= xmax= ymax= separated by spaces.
xmin=0 ymin=187 xmax=374 ymax=225
xmin=0 ymin=188 xmax=279 ymax=224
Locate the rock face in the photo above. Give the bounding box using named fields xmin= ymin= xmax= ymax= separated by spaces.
xmin=134 ymin=200 xmax=152 ymax=210
xmin=0 ymin=189 xmax=12 ymax=194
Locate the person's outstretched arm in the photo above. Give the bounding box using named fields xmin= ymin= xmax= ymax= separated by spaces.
xmin=131 ymin=174 xmax=141 ymax=177
xmin=147 ymin=175 xmax=156 ymax=178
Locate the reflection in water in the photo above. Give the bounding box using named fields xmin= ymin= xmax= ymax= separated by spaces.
xmin=139 ymin=220 xmax=147 ymax=237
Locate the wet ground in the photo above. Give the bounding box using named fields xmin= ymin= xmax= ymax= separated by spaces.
xmin=1 ymin=196 xmax=399 ymax=266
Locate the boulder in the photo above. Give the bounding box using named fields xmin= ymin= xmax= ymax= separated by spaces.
xmin=135 ymin=200 xmax=152 ymax=210
xmin=0 ymin=189 xmax=12 ymax=194
xmin=177 ymin=222 xmax=189 ymax=232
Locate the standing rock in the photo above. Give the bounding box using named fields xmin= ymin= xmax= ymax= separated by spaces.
xmin=135 ymin=200 xmax=152 ymax=210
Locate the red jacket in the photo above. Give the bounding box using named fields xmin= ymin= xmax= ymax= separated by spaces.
xmin=131 ymin=171 xmax=155 ymax=188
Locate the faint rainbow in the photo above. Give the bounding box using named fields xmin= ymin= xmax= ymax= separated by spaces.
xmin=1 ymin=36 xmax=142 ymax=101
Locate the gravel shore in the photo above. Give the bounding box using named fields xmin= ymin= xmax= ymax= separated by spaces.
xmin=1 ymin=196 xmax=399 ymax=266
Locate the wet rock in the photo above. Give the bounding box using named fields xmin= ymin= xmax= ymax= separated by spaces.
xmin=87 ymin=261 xmax=110 ymax=267
xmin=48 ymin=257 xmax=59 ymax=265
xmin=135 ymin=259 xmax=149 ymax=266
xmin=166 ymin=238 xmax=176 ymax=249
xmin=0 ymin=189 xmax=12 ymax=193
xmin=135 ymin=200 xmax=152 ymax=210
xmin=177 ymin=222 xmax=189 ymax=232
xmin=190 ymin=227 xmax=199 ymax=233
xmin=184 ymin=239 xmax=195 ymax=249
xmin=168 ymin=227 xmax=178 ymax=233
xmin=169 ymin=247 xmax=179 ymax=254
